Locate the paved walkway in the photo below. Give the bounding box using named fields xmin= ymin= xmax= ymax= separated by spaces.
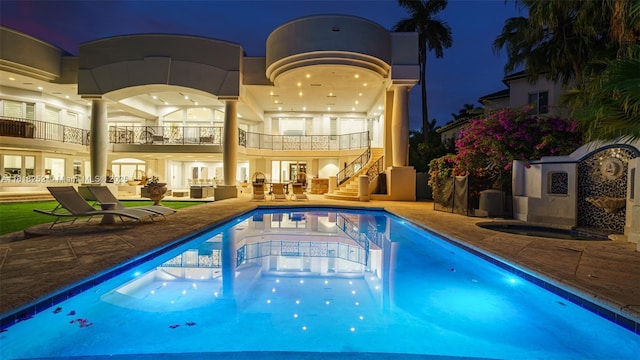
xmin=1 ymin=195 xmax=638 ymax=329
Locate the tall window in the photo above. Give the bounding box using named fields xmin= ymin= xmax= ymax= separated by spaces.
xmin=1 ymin=155 xmax=35 ymax=177
xmin=528 ymin=91 xmax=549 ymax=115
xmin=2 ymin=100 xmax=35 ymax=119
xmin=330 ymin=117 xmax=337 ymax=140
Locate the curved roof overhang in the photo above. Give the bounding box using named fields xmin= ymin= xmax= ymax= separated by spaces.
xmin=266 ymin=51 xmax=390 ymax=83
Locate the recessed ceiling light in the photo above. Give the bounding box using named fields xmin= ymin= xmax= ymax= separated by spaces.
xmin=269 ymin=91 xmax=274 ymax=96
xmin=37 ymin=86 xmax=43 ymax=90
xmin=305 ymin=74 xmax=310 ymax=78
xmin=363 ymin=83 xmax=368 ymax=87
xmin=278 ymin=106 xmax=282 ymax=111
xmin=302 ymin=106 xmax=306 ymax=111
xmin=354 ymin=74 xmax=360 ymax=78
xmin=297 ymin=82 xmax=301 ymax=87
xmin=299 ymin=92 xmax=303 ymax=96
xmin=8 ymin=77 xmax=15 ymax=81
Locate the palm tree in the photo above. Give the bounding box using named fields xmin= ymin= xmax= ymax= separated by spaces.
xmin=564 ymin=0 xmax=640 ymax=142
xmin=493 ymin=0 xmax=612 ymax=86
xmin=451 ymin=103 xmax=482 ymax=121
xmin=393 ymin=0 xmax=452 ymax=143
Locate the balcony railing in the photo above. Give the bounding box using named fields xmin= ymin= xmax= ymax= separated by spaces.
xmin=240 ymin=130 xmax=369 ymax=151
xmin=109 ymin=125 xmax=223 ymax=145
xmin=0 ymin=117 xmax=89 ymax=145
xmin=1 ymin=118 xmax=370 ymax=152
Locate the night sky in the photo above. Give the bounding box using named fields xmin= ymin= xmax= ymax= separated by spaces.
xmin=0 ymin=0 xmax=522 ymax=130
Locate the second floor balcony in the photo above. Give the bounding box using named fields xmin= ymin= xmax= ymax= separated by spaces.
xmin=1 ymin=118 xmax=371 ymax=153
xmin=109 ymin=126 xmax=369 ymax=151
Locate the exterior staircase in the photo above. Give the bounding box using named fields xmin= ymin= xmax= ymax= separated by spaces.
xmin=324 ymin=148 xmax=384 ymax=201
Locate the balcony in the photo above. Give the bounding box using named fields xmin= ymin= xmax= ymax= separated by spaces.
xmin=0 ymin=117 xmax=89 ymax=145
xmin=0 ymin=118 xmax=370 ymax=152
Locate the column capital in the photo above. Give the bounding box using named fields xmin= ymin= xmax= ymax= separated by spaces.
xmin=387 ymin=80 xmax=417 ymax=91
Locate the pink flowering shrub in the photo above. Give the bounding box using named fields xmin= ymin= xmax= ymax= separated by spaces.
xmin=454 ymin=107 xmax=582 ymax=176
xmin=428 ymin=107 xmax=583 ymax=201
xmin=428 ymin=154 xmax=457 ymax=208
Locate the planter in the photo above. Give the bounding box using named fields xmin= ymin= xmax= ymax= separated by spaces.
xmin=145 ymin=183 xmax=167 ymax=205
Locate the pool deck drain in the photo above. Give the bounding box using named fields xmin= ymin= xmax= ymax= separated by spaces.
xmin=1 ymin=196 xmax=638 ymax=331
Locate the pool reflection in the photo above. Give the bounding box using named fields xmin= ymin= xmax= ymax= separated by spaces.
xmin=102 ymin=211 xmax=393 ymax=314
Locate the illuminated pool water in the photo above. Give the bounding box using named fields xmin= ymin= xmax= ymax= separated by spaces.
xmin=1 ymin=208 xmax=639 ymax=359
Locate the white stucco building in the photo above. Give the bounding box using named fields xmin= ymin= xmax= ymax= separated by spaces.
xmin=0 ymin=15 xmax=419 ymax=201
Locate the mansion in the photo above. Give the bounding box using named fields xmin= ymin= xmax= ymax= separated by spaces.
xmin=0 ymin=15 xmax=419 ymax=200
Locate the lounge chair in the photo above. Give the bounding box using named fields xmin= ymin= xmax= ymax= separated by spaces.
xmin=87 ymin=185 xmax=176 ymax=217
xmin=271 ymin=183 xmax=287 ymax=201
xmin=252 ymin=182 xmax=266 ymax=201
xmin=34 ymin=186 xmax=157 ymax=228
xmin=291 ymin=183 xmax=308 ymax=200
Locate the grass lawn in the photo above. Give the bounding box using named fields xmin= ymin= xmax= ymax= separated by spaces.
xmin=0 ymin=200 xmax=206 ymax=236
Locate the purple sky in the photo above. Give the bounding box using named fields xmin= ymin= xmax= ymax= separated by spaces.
xmin=0 ymin=0 xmax=522 ymax=130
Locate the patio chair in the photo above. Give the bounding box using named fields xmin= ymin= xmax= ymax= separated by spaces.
xmin=34 ymin=186 xmax=157 ymax=229
xmin=291 ymin=182 xmax=308 ymax=200
xmin=271 ymin=183 xmax=287 ymax=201
xmin=252 ymin=182 xmax=266 ymax=201
xmin=87 ymin=185 xmax=176 ymax=217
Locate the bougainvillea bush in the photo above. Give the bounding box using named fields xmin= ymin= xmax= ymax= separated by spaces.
xmin=454 ymin=107 xmax=583 ymax=176
xmin=427 ymin=154 xmax=457 ymax=209
xmin=429 ymin=107 xmax=583 ymax=199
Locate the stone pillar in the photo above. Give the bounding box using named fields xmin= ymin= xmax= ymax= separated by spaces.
xmin=391 ymin=85 xmax=410 ymax=167
xmin=223 ymin=99 xmax=238 ymax=187
xmin=626 ymin=158 xmax=640 ymax=250
xmin=359 ymin=175 xmax=370 ymax=201
xmin=90 ymin=99 xmax=108 ymax=183
xmin=329 ymin=176 xmax=337 ymax=193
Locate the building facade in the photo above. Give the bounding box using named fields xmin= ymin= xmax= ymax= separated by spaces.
xmin=0 ymin=15 xmax=419 ymax=200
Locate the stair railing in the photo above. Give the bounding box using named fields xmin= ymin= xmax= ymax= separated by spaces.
xmin=337 ymin=146 xmax=371 ymax=186
xmin=366 ymin=155 xmax=385 ymax=182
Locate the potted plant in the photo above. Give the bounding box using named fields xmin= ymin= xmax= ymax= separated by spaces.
xmin=145 ymin=176 xmax=167 ymax=205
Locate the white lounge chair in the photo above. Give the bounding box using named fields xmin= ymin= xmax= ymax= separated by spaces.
xmin=291 ymin=183 xmax=308 ymax=200
xmin=87 ymin=185 xmax=176 ymax=217
xmin=251 ymin=182 xmax=266 ymax=201
xmin=34 ymin=186 xmax=157 ymax=228
xmin=271 ymin=183 xmax=287 ymax=201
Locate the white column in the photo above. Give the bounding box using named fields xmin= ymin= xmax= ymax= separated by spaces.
xmin=391 ymin=85 xmax=410 ymax=167
xmin=223 ymin=100 xmax=238 ymax=186
xmin=90 ymin=99 xmax=108 ymax=183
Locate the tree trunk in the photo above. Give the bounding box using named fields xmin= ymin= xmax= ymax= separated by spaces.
xmin=421 ymin=56 xmax=429 ymax=143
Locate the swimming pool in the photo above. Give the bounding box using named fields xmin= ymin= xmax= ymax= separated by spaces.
xmin=1 ymin=208 xmax=639 ymax=359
